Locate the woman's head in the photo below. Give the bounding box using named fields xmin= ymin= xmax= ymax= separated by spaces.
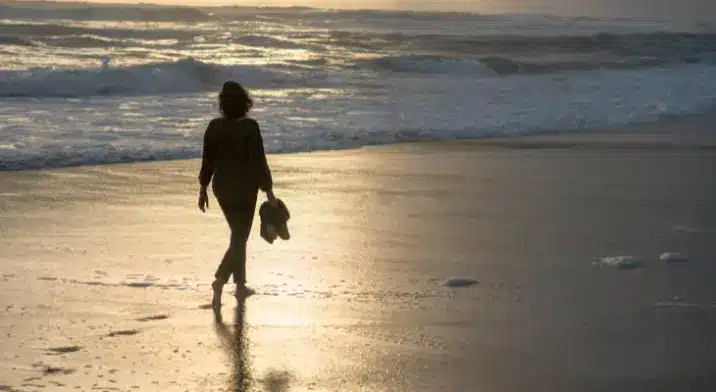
xmin=218 ymin=81 xmax=253 ymax=119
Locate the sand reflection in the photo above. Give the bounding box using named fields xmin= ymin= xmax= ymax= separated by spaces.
xmin=213 ymin=299 xmax=252 ymax=391
xmin=213 ymin=298 xmax=293 ymax=392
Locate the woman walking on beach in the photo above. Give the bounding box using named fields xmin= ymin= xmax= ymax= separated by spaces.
xmin=198 ymin=81 xmax=277 ymax=309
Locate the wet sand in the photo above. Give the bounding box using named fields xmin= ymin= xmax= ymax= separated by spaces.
xmin=1 ymin=117 xmax=716 ymax=391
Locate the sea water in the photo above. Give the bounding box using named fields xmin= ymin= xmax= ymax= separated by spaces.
xmin=1 ymin=1 xmax=716 ymax=170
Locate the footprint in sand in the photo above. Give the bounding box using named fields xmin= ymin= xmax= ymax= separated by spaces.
xmin=124 ymin=282 xmax=153 ymax=288
xmin=47 ymin=346 xmax=82 ymax=355
xmin=135 ymin=314 xmax=169 ymax=322
xmin=20 ymin=384 xmax=45 ymax=389
xmin=107 ymin=329 xmax=139 ymax=337
xmin=40 ymin=365 xmax=75 ymax=376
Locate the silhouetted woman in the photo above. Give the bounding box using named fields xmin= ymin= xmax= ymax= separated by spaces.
xmin=198 ymin=81 xmax=277 ymax=309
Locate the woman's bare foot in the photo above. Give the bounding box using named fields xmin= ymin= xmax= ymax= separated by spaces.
xmin=211 ymin=279 xmax=224 ymax=311
xmin=235 ymin=284 xmax=255 ymax=298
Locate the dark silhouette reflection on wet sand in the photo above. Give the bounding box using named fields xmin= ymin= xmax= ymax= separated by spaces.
xmin=214 ymin=298 xmax=252 ymax=391
xmin=213 ymin=298 xmax=293 ymax=392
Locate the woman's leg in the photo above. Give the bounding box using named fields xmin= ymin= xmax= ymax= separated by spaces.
xmin=226 ymin=202 xmax=255 ymax=286
xmin=214 ymin=198 xmax=257 ymax=286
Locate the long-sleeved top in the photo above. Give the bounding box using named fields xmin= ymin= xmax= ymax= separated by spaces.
xmin=198 ymin=117 xmax=273 ymax=202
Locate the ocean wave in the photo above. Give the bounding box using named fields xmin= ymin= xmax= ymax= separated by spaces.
xmin=0 ymin=3 xmax=575 ymax=24
xmin=0 ymin=3 xmax=212 ymax=22
xmin=379 ymin=31 xmax=716 ymax=57
xmin=476 ymin=56 xmax=671 ymax=75
xmin=0 ymin=127 xmax=441 ymax=172
xmin=0 ymin=145 xmax=200 ymax=172
xmin=2 ymin=52 xmax=714 ymax=100
xmin=4 ymin=1 xmax=713 ymax=34
xmin=235 ymin=34 xmax=315 ymax=50
xmin=1 ymin=110 xmax=713 ymax=173
xmin=0 ymin=35 xmax=34 ymax=46
xmin=43 ymin=34 xmax=180 ymax=49
xmin=0 ymin=21 xmax=200 ymax=41
xmin=2 ymin=59 xmax=716 ymax=171
xmin=0 ymin=22 xmax=317 ymax=50
xmin=3 ymin=14 xmax=714 ymax=63
xmin=353 ymin=55 xmax=495 ymax=76
xmin=317 ymin=30 xmax=716 ymax=72
xmin=353 ymin=48 xmax=716 ymax=76
xmin=0 ymin=59 xmax=301 ymax=97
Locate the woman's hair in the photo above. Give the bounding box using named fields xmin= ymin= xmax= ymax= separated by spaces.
xmin=218 ymin=81 xmax=253 ymax=119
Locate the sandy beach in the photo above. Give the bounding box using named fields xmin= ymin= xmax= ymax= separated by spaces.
xmin=2 ymin=116 xmax=716 ymax=392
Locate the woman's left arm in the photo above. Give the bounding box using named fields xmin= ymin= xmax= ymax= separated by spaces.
xmin=249 ymin=120 xmax=276 ymax=203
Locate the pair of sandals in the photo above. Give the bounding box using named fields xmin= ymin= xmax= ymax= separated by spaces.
xmin=211 ymin=279 xmax=255 ymax=311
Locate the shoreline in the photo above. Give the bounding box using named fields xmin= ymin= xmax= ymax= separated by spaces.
xmin=2 ymin=112 xmax=715 ymax=175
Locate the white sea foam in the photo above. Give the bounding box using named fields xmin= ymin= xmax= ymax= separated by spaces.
xmin=593 ymin=256 xmax=644 ymax=270
xmin=654 ymin=300 xmax=716 ymax=309
xmin=654 ymin=301 xmax=702 ymax=308
xmin=674 ymin=225 xmax=700 ymax=233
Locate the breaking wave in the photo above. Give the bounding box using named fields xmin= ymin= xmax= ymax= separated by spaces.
xmin=0 ymin=59 xmax=305 ymax=97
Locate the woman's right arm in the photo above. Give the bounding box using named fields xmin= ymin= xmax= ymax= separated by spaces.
xmin=197 ymin=120 xmax=217 ymax=212
xmin=198 ymin=120 xmax=216 ymax=190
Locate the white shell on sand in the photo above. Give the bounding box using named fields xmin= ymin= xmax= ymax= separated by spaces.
xmin=660 ymin=252 xmax=689 ymax=263
xmin=674 ymin=225 xmax=699 ymax=233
